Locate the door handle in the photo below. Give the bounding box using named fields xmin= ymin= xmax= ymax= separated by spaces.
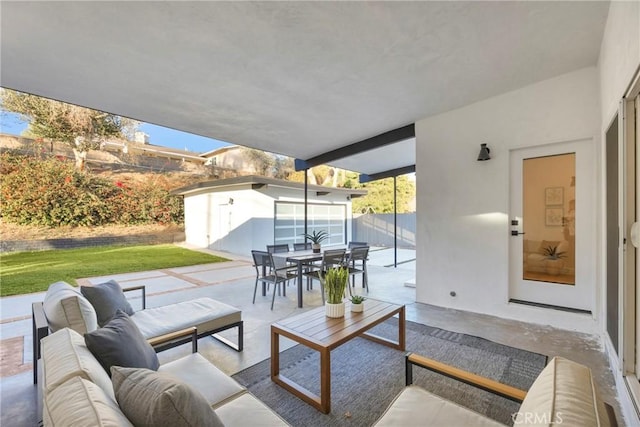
xmin=511 ymin=230 xmax=525 ymax=236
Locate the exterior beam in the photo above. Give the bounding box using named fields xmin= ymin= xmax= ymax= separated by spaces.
xmin=295 ymin=124 xmax=415 ymax=171
xmin=359 ymin=165 xmax=415 ymax=183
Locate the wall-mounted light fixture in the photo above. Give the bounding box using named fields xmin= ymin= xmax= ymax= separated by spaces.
xmin=228 ymin=198 xmax=234 ymax=205
xmin=477 ymin=143 xmax=491 ymax=161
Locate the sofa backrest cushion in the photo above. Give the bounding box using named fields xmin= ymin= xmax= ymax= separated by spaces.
xmin=81 ymin=280 xmax=135 ymax=327
xmin=44 ymin=376 xmax=133 ymax=427
xmin=41 ymin=328 xmax=115 ymax=401
xmin=111 ymin=366 xmax=224 ymax=427
xmin=43 ymin=281 xmax=98 ymax=334
xmin=515 ymin=357 xmax=611 ymax=426
xmin=84 ymin=310 xmax=159 ymax=376
xmin=523 ymin=240 xmax=541 ymax=254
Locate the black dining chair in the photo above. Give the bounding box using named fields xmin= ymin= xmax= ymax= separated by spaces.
xmin=267 ymin=244 xmax=290 ymax=253
xmin=267 ymin=244 xmax=297 ymax=277
xmin=251 ymin=250 xmax=271 ymax=303
xmin=251 ymin=249 xmax=282 ymax=296
xmin=251 ymin=250 xmax=297 ymax=310
xmin=293 ymin=242 xmax=312 ymax=251
xmin=348 ymin=241 xmax=369 ymax=249
xmin=345 ymin=246 xmax=370 ymax=291
xmin=267 ymin=252 xmax=298 ymax=310
xmin=293 ymin=241 xmax=314 ymax=288
xmin=303 ymin=249 xmax=346 ymax=304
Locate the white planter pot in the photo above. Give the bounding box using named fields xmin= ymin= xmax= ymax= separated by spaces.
xmin=312 ymin=243 xmax=321 ymax=253
xmin=545 ymin=259 xmax=564 ymax=275
xmin=351 ymin=303 xmax=364 ymax=313
xmin=325 ymin=302 xmax=345 ymax=318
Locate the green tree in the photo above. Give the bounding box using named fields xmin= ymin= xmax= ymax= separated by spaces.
xmin=1 ymin=89 xmax=137 ymax=170
xmin=351 ymin=174 xmax=415 ymax=214
xmin=288 ymin=168 xmax=415 ymax=213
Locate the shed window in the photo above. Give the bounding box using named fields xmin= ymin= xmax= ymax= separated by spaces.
xmin=274 ymin=202 xmax=346 ymax=247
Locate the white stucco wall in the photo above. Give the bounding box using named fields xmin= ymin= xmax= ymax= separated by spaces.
xmin=184 ymin=189 xmax=271 ymax=255
xmin=596 ymin=2 xmax=640 ymax=337
xmin=598 ymin=0 xmax=640 ymax=128
xmin=596 ymin=4 xmax=640 ymax=424
xmin=415 ymin=67 xmax=600 ymax=333
xmin=183 ymin=195 xmax=209 ymax=248
xmin=183 ymin=184 xmax=354 ymax=257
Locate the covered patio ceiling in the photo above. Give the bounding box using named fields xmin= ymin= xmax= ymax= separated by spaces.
xmin=0 ymin=1 xmax=609 ymax=177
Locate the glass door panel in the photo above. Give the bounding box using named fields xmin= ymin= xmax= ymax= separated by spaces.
xmin=522 ymin=153 xmax=576 ymax=285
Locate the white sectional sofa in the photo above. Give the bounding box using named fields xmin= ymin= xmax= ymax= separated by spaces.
xmin=42 ymin=327 xmax=288 ymax=426
xmin=42 ymin=326 xmax=617 ymax=427
xmin=36 ymin=283 xmax=617 ymax=426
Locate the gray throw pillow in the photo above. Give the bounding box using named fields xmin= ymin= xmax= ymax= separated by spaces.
xmin=111 ymin=366 xmax=224 ymax=427
xmin=84 ymin=310 xmax=159 ymax=376
xmin=81 ymin=280 xmax=134 ymax=327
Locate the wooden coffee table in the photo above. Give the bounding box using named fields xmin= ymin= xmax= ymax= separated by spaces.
xmin=270 ymin=299 xmax=405 ymax=413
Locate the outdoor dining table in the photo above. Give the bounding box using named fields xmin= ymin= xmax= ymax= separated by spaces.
xmin=273 ymin=247 xmax=350 ymax=308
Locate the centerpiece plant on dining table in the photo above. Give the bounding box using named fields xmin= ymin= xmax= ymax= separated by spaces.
xmin=321 ymin=266 xmax=349 ymax=318
xmin=302 ymin=230 xmax=328 ymax=253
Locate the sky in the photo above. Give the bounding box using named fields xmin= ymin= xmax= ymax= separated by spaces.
xmin=0 ymin=111 xmax=230 ymax=154
xmin=137 ymin=123 xmax=229 ymax=153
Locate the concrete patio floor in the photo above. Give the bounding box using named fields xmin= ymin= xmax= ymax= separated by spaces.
xmin=0 ymin=245 xmax=625 ymax=426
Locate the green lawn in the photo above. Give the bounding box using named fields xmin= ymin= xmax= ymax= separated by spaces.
xmin=0 ymin=244 xmax=229 ymax=297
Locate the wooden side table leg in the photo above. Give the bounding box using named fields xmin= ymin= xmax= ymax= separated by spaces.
xmin=320 ymin=348 xmax=331 ymax=414
xmin=271 ymin=327 xmax=280 ymax=379
xmin=398 ymin=306 xmax=406 ymax=351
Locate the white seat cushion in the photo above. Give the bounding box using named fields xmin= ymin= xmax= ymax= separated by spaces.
xmin=374 ymin=385 xmax=504 ymax=427
xmin=216 ymin=393 xmax=290 ymax=426
xmin=41 ymin=328 xmax=115 ymax=401
xmin=159 ymin=353 xmax=246 ymax=408
xmin=132 ymin=297 xmax=241 ymax=338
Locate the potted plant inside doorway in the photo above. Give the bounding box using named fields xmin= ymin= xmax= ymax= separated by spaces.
xmin=543 ymin=244 xmax=566 ymax=275
xmin=302 ymin=230 xmax=329 ymax=253
xmin=321 ymin=266 xmax=349 ymax=318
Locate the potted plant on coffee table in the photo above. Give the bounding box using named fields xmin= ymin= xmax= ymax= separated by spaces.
xmin=302 ymin=230 xmax=328 ymax=253
xmin=350 ymin=295 xmax=366 ymax=313
xmin=321 ymin=266 xmax=349 ymax=318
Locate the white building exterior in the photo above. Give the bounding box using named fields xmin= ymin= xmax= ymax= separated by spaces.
xmin=201 ymin=146 xmax=258 ymax=175
xmin=414 ymin=4 xmax=640 ymax=418
xmin=415 ymin=1 xmax=639 ymax=334
xmin=174 ymin=175 xmax=366 ymax=256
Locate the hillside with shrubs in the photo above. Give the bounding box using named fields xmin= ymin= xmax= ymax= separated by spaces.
xmin=0 ymin=153 xmax=187 ymax=234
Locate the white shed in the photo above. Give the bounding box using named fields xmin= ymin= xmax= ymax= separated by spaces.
xmin=174 ymin=175 xmax=367 ymax=256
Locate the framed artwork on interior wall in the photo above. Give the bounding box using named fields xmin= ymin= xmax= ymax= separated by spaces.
xmin=545 ymin=187 xmax=564 ymax=205
xmin=545 ymin=207 xmax=564 ymax=226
